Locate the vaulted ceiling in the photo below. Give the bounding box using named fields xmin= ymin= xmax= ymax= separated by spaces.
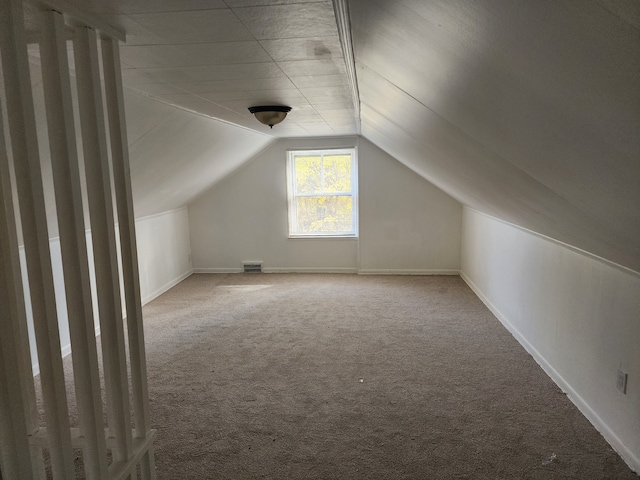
xmin=350 ymin=0 xmax=640 ymax=272
xmin=85 ymin=0 xmax=359 ymax=137
xmin=20 ymin=0 xmax=640 ymax=272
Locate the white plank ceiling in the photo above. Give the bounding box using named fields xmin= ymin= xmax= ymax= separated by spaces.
xmin=14 ymin=0 xmax=640 ymax=272
xmin=347 ymin=0 xmax=640 ymax=272
xmin=84 ymin=0 xmax=359 ymax=137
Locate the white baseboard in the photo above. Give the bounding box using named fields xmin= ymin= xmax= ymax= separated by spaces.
xmin=193 ymin=268 xmax=243 ymax=273
xmin=265 ymin=267 xmax=358 ymax=273
xmin=141 ymin=269 xmax=193 ymax=305
xmin=358 ymin=269 xmax=459 ymax=275
xmin=460 ymin=271 xmax=640 ymax=474
xmin=194 ymin=267 xmax=359 ymax=274
xmin=193 ymin=267 xmax=459 ymax=275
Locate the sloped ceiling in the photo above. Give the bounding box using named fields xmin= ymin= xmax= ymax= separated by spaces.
xmin=16 ymin=39 xmax=274 ymax=221
xmin=80 ymin=0 xmax=359 ymax=137
xmin=349 ymin=0 xmax=640 ymax=272
xmin=124 ymin=90 xmax=274 ymax=217
xmin=16 ymin=0 xmax=639 ymax=272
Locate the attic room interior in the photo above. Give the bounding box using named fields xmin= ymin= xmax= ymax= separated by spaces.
xmin=0 ymin=0 xmax=638 ymax=478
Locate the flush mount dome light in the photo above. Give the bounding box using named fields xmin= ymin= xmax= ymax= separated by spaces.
xmin=248 ymin=105 xmax=292 ymax=128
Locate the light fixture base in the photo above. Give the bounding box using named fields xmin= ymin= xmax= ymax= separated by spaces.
xmin=248 ymin=105 xmax=292 ymax=128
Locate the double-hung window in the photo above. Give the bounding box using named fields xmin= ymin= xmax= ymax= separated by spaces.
xmin=286 ymin=148 xmax=358 ymax=237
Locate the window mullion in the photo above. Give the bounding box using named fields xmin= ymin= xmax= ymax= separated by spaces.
xmin=320 ymin=154 xmax=325 ymax=194
xmin=293 ymin=160 xmax=299 ymax=196
xmin=290 ymin=158 xmax=297 ymax=233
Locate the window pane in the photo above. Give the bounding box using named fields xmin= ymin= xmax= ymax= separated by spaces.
xmin=294 ymin=155 xmax=322 ymax=194
xmin=323 ymin=154 xmax=351 ymax=193
xmin=295 ymin=196 xmax=353 ymax=233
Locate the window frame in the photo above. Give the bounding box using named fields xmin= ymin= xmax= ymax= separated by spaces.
xmin=286 ymin=147 xmax=358 ymax=238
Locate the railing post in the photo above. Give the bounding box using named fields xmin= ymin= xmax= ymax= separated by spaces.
xmin=102 ymin=35 xmax=157 ymax=479
xmin=74 ymin=25 xmax=134 ymax=464
xmin=0 ymin=0 xmax=75 ymax=477
xmin=0 ymin=97 xmax=35 ymax=480
xmin=40 ymin=9 xmax=110 ymax=479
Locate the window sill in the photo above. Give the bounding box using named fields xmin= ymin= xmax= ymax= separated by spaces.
xmin=288 ymin=234 xmax=358 ymax=240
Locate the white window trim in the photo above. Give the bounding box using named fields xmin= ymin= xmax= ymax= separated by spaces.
xmin=286 ymin=147 xmax=358 ymax=238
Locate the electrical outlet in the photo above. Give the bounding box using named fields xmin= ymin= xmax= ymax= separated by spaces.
xmin=616 ymin=369 xmax=628 ymax=394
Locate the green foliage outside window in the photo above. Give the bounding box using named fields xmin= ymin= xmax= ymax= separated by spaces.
xmin=287 ymin=149 xmax=357 ymax=236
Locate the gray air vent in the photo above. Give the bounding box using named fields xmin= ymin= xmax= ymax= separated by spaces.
xmin=243 ymin=262 xmax=263 ymax=273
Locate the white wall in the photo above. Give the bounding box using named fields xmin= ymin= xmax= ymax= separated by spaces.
xmin=358 ymin=139 xmax=461 ymax=273
xmin=135 ymin=208 xmax=192 ymax=304
xmin=20 ymin=239 xmax=73 ymax=377
xmin=189 ymin=136 xmax=462 ymax=273
xmin=24 ymin=208 xmax=192 ymax=374
xmin=189 ymin=137 xmax=359 ymax=273
xmin=460 ymin=207 xmax=640 ymax=473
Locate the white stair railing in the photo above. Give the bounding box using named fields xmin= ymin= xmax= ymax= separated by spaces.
xmin=0 ymin=0 xmax=156 ymax=478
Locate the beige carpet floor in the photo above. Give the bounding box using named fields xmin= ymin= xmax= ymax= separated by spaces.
xmin=22 ymin=273 xmax=639 ymax=479
xmin=139 ymin=273 xmax=637 ymax=479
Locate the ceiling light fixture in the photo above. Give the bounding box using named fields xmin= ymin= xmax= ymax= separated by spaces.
xmin=248 ymin=105 xmax=292 ymax=128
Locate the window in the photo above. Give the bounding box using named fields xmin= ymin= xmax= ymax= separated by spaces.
xmin=287 ymin=148 xmax=358 ymax=237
